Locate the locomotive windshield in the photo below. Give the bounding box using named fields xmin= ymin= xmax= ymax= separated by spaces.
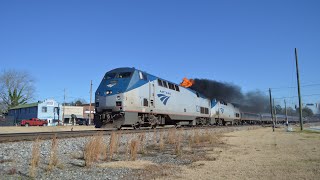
xmin=118 ymin=72 xmax=132 ymax=78
xmin=104 ymin=72 xmax=132 ymax=80
xmin=104 ymin=73 xmax=116 ymax=80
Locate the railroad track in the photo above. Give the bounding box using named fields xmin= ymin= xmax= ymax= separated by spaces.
xmin=0 ymin=125 xmax=257 ymax=143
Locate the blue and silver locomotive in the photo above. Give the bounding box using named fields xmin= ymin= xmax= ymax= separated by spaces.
xmin=94 ymin=67 xmax=211 ymax=128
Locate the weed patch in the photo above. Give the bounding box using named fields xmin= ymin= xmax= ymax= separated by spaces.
xmin=29 ymin=136 xmax=41 ymax=178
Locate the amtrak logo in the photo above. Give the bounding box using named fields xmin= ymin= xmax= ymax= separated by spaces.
xmin=157 ymin=94 xmax=170 ymax=105
xmin=107 ymin=83 xmax=116 ymax=88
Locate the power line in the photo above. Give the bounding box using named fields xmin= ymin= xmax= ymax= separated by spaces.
xmin=274 ymin=93 xmax=320 ymax=100
xmin=270 ymin=83 xmax=320 ymax=90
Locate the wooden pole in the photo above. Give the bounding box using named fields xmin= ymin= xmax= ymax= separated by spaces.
xmin=269 ymin=88 xmax=274 ymax=132
xmin=295 ymin=48 xmax=303 ymax=131
xmin=89 ymin=80 xmax=92 ymax=125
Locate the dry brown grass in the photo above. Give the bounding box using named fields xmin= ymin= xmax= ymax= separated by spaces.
xmin=153 ymin=128 xmax=157 ymax=145
xmin=198 ymin=129 xmax=211 ymax=143
xmin=174 ymin=130 xmax=182 ymax=155
xmin=188 ymin=134 xmax=193 ymax=149
xmin=47 ymin=134 xmax=58 ymax=171
xmin=187 ymin=129 xmax=224 ymax=149
xmin=168 ymin=128 xmax=176 ymax=144
xmin=109 ymin=132 xmax=117 ymax=160
xmin=98 ymin=160 xmax=156 ymax=169
xmin=194 ymin=129 xmax=200 ymax=144
xmin=159 ymin=130 xmax=165 ymax=151
xmin=101 ymin=143 xmax=108 ymax=161
xmin=116 ymin=131 xmax=122 ymax=153
xmin=122 ymin=163 xmax=179 ymax=180
xmin=29 ymin=136 xmax=40 ymax=178
xmin=125 ymin=139 xmax=131 ymax=161
xmin=138 ymin=133 xmax=146 ymax=154
xmin=84 ymin=132 xmax=106 ymax=167
xmin=130 ymin=139 xmax=139 ymax=161
xmin=209 ymin=132 xmax=223 ymax=145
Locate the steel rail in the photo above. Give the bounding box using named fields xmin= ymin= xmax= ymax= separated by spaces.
xmin=0 ymin=125 xmax=256 ymax=143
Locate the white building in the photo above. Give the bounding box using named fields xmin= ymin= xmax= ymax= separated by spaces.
xmin=62 ymin=106 xmax=83 ymax=125
xmin=304 ymin=103 xmax=320 ymax=115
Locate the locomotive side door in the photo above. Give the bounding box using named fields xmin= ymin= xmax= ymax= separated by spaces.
xmin=149 ymin=81 xmax=155 ymax=111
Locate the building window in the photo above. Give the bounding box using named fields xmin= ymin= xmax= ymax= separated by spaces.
xmin=42 ymin=107 xmax=47 ymax=113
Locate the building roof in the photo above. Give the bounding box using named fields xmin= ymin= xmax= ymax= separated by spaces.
xmin=79 ymin=103 xmax=95 ymax=106
xmin=10 ymin=102 xmax=38 ymax=110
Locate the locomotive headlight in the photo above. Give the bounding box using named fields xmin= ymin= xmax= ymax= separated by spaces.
xmin=117 ymin=96 xmax=121 ymax=100
xmin=105 ymin=90 xmax=113 ymax=95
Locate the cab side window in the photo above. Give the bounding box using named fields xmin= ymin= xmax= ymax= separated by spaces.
xmin=139 ymin=71 xmax=147 ymax=80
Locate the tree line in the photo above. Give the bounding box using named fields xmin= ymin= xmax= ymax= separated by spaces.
xmin=274 ymin=104 xmax=314 ymax=117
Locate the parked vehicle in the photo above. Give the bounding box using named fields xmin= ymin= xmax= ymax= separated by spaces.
xmin=20 ymin=118 xmax=48 ymax=127
xmin=76 ymin=118 xmax=88 ymax=125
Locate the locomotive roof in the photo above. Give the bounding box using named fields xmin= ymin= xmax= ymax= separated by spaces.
xmin=105 ymin=67 xmax=208 ymax=99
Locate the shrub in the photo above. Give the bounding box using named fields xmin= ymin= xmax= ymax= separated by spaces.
xmin=47 ymin=134 xmax=59 ymax=171
xmin=29 ymin=136 xmax=40 ymax=177
xmin=130 ymin=139 xmax=139 ymax=161
xmin=84 ymin=132 xmax=105 ymax=167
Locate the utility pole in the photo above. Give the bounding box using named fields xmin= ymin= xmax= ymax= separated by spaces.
xmin=89 ymin=80 xmax=92 ymax=125
xmin=269 ymin=88 xmax=274 ymax=132
xmin=273 ymin=98 xmax=277 ymax=127
xmin=284 ymin=99 xmax=289 ymax=130
xmin=295 ymin=48 xmax=303 ymax=131
xmin=62 ymin=88 xmax=66 ymax=126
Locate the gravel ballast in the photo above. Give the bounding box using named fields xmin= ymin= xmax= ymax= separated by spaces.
xmin=0 ymin=126 xmax=256 ymax=179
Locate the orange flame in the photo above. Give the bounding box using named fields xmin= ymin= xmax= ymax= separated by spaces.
xmin=180 ymin=77 xmax=194 ymax=88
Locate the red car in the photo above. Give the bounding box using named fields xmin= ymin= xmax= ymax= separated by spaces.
xmin=21 ymin=118 xmax=48 ymax=127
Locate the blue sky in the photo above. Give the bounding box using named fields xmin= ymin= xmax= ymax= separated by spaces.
xmin=1 ymin=0 xmax=319 ymax=108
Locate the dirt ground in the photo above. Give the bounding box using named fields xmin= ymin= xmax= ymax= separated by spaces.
xmin=0 ymin=125 xmax=97 ymax=133
xmin=1 ymin=124 xmax=319 ymax=179
xmin=167 ymin=126 xmax=320 ymax=180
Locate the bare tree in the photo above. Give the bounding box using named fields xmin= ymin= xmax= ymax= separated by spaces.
xmin=287 ymin=107 xmax=297 ymax=116
xmin=71 ymin=98 xmax=87 ymax=106
xmin=0 ymin=69 xmax=35 ymax=112
xmin=0 ymin=101 xmax=6 ymax=115
xmin=302 ymin=107 xmax=314 ymax=117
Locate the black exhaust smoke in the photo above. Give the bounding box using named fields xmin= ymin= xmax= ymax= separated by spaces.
xmin=189 ymin=79 xmax=269 ymax=113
